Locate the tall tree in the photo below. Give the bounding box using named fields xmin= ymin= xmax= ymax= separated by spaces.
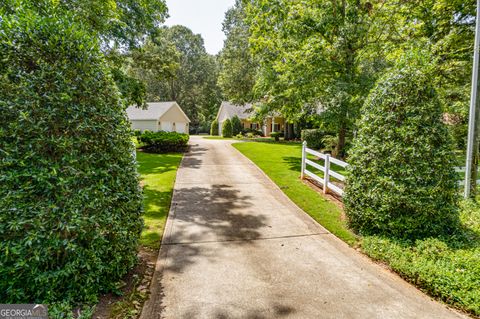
xmin=132 ymin=26 xmax=222 ymax=128
xmin=218 ymin=0 xmax=257 ymax=104
xmin=246 ymin=0 xmax=394 ymax=156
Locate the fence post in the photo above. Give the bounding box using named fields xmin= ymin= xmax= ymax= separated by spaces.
xmin=301 ymin=141 xmax=307 ymax=179
xmin=324 ymin=154 xmax=330 ymax=194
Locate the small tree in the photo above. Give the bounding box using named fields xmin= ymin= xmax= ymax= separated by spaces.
xmin=222 ymin=119 xmax=233 ymax=137
xmin=231 ymin=115 xmax=243 ymax=135
xmin=344 ymin=53 xmax=458 ymax=239
xmin=210 ymin=119 xmax=219 ymax=135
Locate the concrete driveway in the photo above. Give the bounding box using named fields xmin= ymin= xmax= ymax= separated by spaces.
xmin=141 ymin=136 xmax=464 ymax=319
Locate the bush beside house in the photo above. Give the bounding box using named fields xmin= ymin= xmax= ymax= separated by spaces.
xmin=139 ymin=131 xmax=189 ymax=153
xmin=210 ymin=119 xmax=219 ymax=135
xmin=231 ymin=115 xmax=243 ymax=135
xmin=222 ymin=119 xmax=233 ymax=137
xmin=344 ymin=54 xmax=458 ymax=239
xmin=0 ymin=8 xmax=143 ymax=305
xmin=301 ymin=129 xmax=328 ymax=150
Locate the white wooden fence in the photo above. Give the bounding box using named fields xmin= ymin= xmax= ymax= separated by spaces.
xmin=301 ymin=141 xmax=348 ymax=196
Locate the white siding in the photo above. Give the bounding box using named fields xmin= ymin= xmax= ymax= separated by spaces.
xmin=161 ymin=121 xmax=172 ymax=132
xmin=131 ymin=120 xmax=158 ymax=132
xmin=218 ymin=120 xmax=223 ymax=136
xmin=176 ymin=122 xmax=186 ymax=133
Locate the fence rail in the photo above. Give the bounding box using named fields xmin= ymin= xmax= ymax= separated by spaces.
xmin=301 ymin=141 xmax=348 ymax=197
xmin=301 ymin=143 xmax=476 ymax=193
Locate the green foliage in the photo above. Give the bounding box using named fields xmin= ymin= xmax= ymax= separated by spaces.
xmin=139 ymin=131 xmax=189 ymax=153
xmin=0 ymin=7 xmax=143 ymax=304
xmin=210 ymin=119 xmax=219 ymax=136
xmin=1 ymin=0 xmax=168 ymax=49
xmin=134 ymin=129 xmax=142 ymax=137
xmin=344 ymin=54 xmax=458 ymax=239
xmin=218 ymin=0 xmax=256 ymax=104
xmin=242 ymin=128 xmax=263 ymax=137
xmin=222 ymin=119 xmax=233 ymax=138
xmin=301 ymin=129 xmax=328 ymax=150
xmin=132 ymin=26 xmax=222 ymax=127
xmin=362 ymin=199 xmax=480 ymax=316
xmin=270 ymin=132 xmax=282 ymax=141
xmin=231 ymin=115 xmax=243 ymax=135
xmin=235 ymin=133 xmax=244 ymax=139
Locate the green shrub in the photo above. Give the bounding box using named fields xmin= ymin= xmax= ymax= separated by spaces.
xmin=235 ymin=133 xmax=244 ymax=139
xmin=210 ymin=119 xmax=219 ymax=136
xmin=222 ymin=119 xmax=233 ymax=137
xmin=246 ymin=132 xmax=255 ymax=139
xmin=134 ymin=129 xmax=142 ymax=137
xmin=0 ymin=7 xmax=143 ymax=304
xmin=270 ymin=132 xmax=283 ymax=141
xmin=139 ymin=131 xmax=189 ymax=153
xmin=242 ymin=128 xmax=263 ymax=136
xmin=344 ymin=54 xmax=458 ymax=239
xmin=301 ymin=129 xmax=328 ymax=149
xmin=231 ymin=115 xmax=243 ymax=135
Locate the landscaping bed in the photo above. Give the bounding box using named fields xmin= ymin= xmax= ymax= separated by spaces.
xmin=233 ymin=141 xmax=480 ymax=317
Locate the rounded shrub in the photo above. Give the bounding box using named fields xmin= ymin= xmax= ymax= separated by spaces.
xmin=210 ymin=119 xmax=219 ymax=136
xmin=140 ymin=131 xmax=189 ymax=153
xmin=0 ymin=8 xmax=143 ymax=304
xmin=222 ymin=119 xmax=233 ymax=138
xmin=231 ymin=115 xmax=243 ymax=135
xmin=301 ymin=129 xmax=328 ymax=150
xmin=344 ymin=55 xmax=458 ymax=239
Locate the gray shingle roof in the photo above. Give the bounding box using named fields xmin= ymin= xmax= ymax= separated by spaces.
xmin=126 ymin=102 xmax=177 ymax=120
xmin=218 ymin=101 xmax=253 ymax=120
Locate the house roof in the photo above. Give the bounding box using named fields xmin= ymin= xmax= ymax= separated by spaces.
xmin=216 ymin=101 xmax=253 ymax=120
xmin=126 ymin=101 xmax=190 ymax=122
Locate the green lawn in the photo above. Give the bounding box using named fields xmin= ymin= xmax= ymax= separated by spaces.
xmin=136 ymin=151 xmax=183 ymax=249
xmin=233 ymin=141 xmax=357 ymax=245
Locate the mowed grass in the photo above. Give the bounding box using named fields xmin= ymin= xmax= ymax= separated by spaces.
xmin=136 ymin=151 xmax=183 ymax=249
xmin=233 ymin=142 xmax=357 ymax=245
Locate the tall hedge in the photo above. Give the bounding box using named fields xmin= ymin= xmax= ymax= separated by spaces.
xmin=231 ymin=115 xmax=243 ymax=135
xmin=222 ymin=119 xmax=233 ymax=137
xmin=344 ymin=58 xmax=458 ymax=239
xmin=210 ymin=119 xmax=219 ymax=135
xmin=0 ymin=8 xmax=143 ymax=304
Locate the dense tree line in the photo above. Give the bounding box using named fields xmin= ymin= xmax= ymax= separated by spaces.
xmin=218 ymin=0 xmax=476 ymax=156
xmin=129 ymin=25 xmax=222 ymax=132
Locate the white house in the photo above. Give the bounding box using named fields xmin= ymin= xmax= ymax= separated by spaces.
xmin=126 ymin=101 xmax=190 ymax=134
xmin=216 ymin=101 xmax=285 ymax=136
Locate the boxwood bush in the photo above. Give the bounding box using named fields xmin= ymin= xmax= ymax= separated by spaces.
xmin=344 ymin=54 xmax=458 ymax=239
xmin=301 ymin=129 xmax=328 ymax=150
xmin=222 ymin=119 xmax=233 ymax=138
xmin=231 ymin=115 xmax=243 ymax=136
xmin=139 ymin=131 xmax=189 ymax=153
xmin=0 ymin=8 xmax=143 ymax=305
xmin=210 ymin=119 xmax=219 ymax=136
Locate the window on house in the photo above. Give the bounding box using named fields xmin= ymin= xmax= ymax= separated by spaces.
xmin=251 ymin=123 xmax=258 ymax=129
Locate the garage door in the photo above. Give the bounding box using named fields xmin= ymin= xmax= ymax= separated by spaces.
xmin=161 ymin=121 xmax=172 ymax=132
xmin=176 ymin=122 xmax=186 ymax=133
